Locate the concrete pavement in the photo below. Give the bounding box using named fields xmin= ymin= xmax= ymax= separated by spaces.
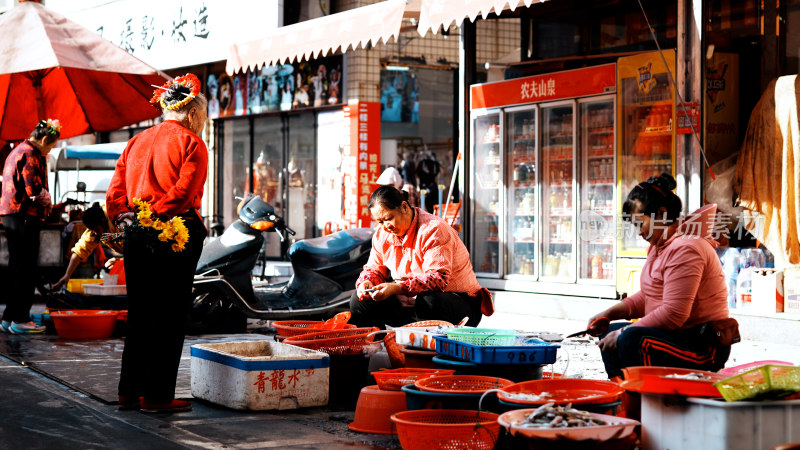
xmin=2 ymin=293 xmax=800 ymax=450
xmin=0 ymin=352 xmax=398 ymax=450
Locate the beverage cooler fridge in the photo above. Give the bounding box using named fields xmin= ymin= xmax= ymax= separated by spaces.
xmin=617 ymin=50 xmax=677 ymax=257
xmin=469 ymin=64 xmax=617 ymax=286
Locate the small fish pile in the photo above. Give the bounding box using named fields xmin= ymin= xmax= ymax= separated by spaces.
xmin=503 ymin=391 xmax=552 ymax=402
xmin=513 ymin=403 xmax=606 ymax=428
xmin=664 ymin=372 xmax=713 ymax=380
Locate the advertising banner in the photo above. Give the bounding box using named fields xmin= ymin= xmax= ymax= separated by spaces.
xmin=703 ymin=52 xmax=739 ymax=165
xmin=206 ymin=55 xmax=343 ymax=119
xmin=343 ymin=102 xmax=381 ymax=228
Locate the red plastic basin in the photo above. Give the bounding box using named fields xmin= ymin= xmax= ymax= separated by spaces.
xmin=51 ymin=310 xmax=119 ymax=339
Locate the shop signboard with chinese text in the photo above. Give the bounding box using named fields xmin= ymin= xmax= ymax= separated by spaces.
xmin=46 ymin=0 xmax=279 ymax=70
xmin=470 ymin=64 xmax=617 ymax=111
xmin=343 ymin=102 xmax=381 ymax=228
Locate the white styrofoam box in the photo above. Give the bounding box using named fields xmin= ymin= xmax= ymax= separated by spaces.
xmin=390 ymin=326 xmax=448 ymax=350
xmin=784 ymin=267 xmax=800 ymax=314
xmin=750 ymin=268 xmax=784 ymax=313
xmin=190 ymin=340 xmax=330 ymax=410
xmin=641 ymin=394 xmax=800 ymax=450
xmin=83 ymin=284 xmax=127 ymax=296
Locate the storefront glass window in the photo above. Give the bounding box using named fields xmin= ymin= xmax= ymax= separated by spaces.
xmin=784 ymin=1 xmax=800 ymax=74
xmin=523 ymin=1 xmax=676 ymax=61
xmin=380 ymin=67 xmax=456 ymax=213
xmin=316 ymin=110 xmax=345 ymax=233
xmin=252 ymin=117 xmax=284 ymax=258
xmin=286 ymin=113 xmax=316 ymax=240
xmin=220 ymin=118 xmax=250 ymax=228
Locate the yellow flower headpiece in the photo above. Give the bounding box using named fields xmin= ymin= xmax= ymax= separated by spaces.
xmin=150 ymin=73 xmax=202 ymax=111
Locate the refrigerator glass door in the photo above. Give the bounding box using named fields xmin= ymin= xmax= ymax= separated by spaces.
xmin=506 ymin=106 xmax=538 ymax=278
xmin=471 ymin=111 xmax=502 ymax=276
xmin=540 ymin=103 xmax=575 ymax=281
xmin=618 ymin=52 xmax=675 ymax=255
xmin=579 ymin=98 xmax=615 ymax=282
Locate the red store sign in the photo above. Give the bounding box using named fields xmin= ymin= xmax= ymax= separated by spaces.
xmin=470 ymin=64 xmax=617 ymax=110
xmin=342 ymin=102 xmax=381 ymax=228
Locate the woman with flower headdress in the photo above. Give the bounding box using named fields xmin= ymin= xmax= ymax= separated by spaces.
xmin=0 ymin=119 xmax=61 ymax=335
xmin=106 ymin=74 xmax=208 ymax=414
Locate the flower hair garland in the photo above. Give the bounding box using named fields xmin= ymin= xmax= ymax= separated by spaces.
xmin=150 ymin=73 xmax=202 ymax=111
xmin=43 ymin=118 xmax=61 ymax=135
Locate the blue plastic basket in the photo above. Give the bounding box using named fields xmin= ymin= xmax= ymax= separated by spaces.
xmin=434 ymin=336 xmax=559 ymax=365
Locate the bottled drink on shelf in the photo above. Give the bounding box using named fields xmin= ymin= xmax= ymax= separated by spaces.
xmin=591 ymin=253 xmax=603 ymax=279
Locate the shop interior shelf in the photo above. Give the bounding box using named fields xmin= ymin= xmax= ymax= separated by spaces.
xmin=588 ymin=127 xmax=614 ymax=134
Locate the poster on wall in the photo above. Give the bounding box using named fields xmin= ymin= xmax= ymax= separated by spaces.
xmin=380 ymin=68 xmax=419 ymax=123
xmin=703 ymin=52 xmax=739 ymax=165
xmin=207 ymin=55 xmax=343 ymax=119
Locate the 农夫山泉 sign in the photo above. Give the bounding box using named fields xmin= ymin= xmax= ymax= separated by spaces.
xmin=471 ymin=64 xmax=616 ymax=110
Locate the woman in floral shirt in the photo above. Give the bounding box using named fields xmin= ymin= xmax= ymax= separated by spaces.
xmin=0 ymin=119 xmax=60 ymax=334
xmin=350 ymin=186 xmax=493 ymax=329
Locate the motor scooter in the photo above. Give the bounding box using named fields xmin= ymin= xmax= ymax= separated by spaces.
xmin=189 ymin=194 xmax=374 ymax=333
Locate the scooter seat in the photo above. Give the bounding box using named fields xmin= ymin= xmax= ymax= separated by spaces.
xmin=288 ymin=228 xmax=373 ymax=270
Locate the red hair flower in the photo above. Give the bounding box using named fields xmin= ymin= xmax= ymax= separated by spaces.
xmin=150 ymin=73 xmax=202 ymax=111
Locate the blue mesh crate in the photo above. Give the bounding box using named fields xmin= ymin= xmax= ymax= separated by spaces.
xmin=434 ymin=336 xmax=559 ymax=365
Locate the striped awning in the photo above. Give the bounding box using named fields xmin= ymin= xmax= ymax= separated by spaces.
xmin=227 ymin=0 xmax=407 ymax=74
xmin=417 ymin=0 xmax=548 ymax=35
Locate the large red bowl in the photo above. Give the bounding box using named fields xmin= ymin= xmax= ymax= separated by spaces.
xmin=498 ymin=378 xmax=625 ymax=406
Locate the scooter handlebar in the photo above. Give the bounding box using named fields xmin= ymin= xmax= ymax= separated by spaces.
xmin=285 ymin=226 xmax=296 ymax=236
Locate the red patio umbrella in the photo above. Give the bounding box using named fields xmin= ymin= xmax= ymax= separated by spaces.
xmin=0 ymin=1 xmax=169 ymax=141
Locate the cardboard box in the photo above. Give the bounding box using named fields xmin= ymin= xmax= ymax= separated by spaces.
xmin=749 ymin=268 xmax=784 ymax=313
xmin=641 ymin=394 xmax=800 ymax=450
xmin=784 ymin=267 xmax=800 ymax=314
xmin=190 ymin=340 xmax=330 ymax=410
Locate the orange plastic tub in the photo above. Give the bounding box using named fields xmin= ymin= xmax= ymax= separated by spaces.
xmin=620 ymin=366 xmax=726 ymax=397
xmin=348 ymin=385 xmax=407 ymax=434
xmin=51 ymin=310 xmax=119 ymax=339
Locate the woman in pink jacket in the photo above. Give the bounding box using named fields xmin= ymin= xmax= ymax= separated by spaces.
xmin=587 ymin=173 xmax=731 ymax=378
xmin=350 ymin=186 xmax=492 ymax=329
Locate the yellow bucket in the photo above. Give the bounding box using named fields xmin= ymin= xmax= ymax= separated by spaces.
xmin=66 ymin=278 xmax=104 ymax=294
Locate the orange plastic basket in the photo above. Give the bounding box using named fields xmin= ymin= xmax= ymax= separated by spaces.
xmin=372 ymin=368 xmax=455 ymax=391
xmin=283 ymin=327 xmax=380 ymax=355
xmin=272 ymin=320 xmax=356 ymax=337
xmin=497 ymin=378 xmax=625 ymax=406
xmin=390 ymin=409 xmax=500 ymax=450
xmin=414 ymin=375 xmax=514 ymax=394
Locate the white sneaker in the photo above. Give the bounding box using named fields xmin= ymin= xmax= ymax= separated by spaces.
xmin=9 ymin=321 xmax=46 ymax=334
xmin=0 ymin=321 xmax=10 ymax=333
